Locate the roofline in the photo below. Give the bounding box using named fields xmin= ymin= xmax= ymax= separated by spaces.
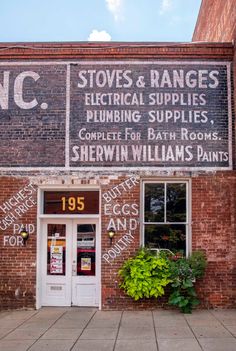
xmin=0 ymin=40 xmax=233 ymax=46
xmin=0 ymin=41 xmax=233 ymax=60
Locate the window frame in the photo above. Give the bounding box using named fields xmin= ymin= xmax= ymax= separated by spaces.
xmin=141 ymin=179 xmax=191 ymax=256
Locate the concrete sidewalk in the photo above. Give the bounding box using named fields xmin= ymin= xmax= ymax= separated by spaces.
xmin=0 ymin=308 xmax=236 ymax=351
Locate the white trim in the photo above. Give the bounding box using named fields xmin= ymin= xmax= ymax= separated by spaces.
xmin=0 ymin=166 xmax=232 ymax=172
xmin=0 ymin=60 xmax=231 ymax=66
xmin=38 ymin=184 xmax=100 ymax=190
xmin=187 ymin=178 xmax=192 ymax=257
xmin=39 ymin=214 xmax=100 ymax=219
xmin=98 ymin=218 xmax=102 ymax=310
xmin=98 ymin=186 xmax=103 ymax=310
xmin=140 ymin=182 xmax=144 ymax=247
xmin=0 ymin=62 xmax=68 ymax=66
xmin=36 ymin=188 xmax=42 ymax=309
xmin=164 ymin=183 xmax=167 ymax=223
xmin=143 ymin=221 xmax=187 ymax=224
xmin=39 ymin=186 xmax=100 ymax=217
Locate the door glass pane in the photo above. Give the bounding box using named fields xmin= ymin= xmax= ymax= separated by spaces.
xmin=166 ymin=183 xmax=186 ymax=222
xmin=77 ymin=224 xmax=96 ymax=276
xmin=144 ymin=224 xmax=186 ymax=255
xmin=145 ymin=184 xmax=164 ymax=222
xmin=47 ymin=224 xmax=66 ymax=275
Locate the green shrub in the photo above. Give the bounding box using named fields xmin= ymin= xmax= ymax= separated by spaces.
xmin=188 ymin=251 xmax=207 ymax=278
xmin=118 ymin=248 xmax=171 ymax=301
xmin=118 ymin=249 xmax=207 ymax=313
xmin=168 ymin=251 xmax=207 ymax=313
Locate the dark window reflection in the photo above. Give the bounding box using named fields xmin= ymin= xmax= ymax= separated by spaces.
xmin=145 ymin=184 xmax=164 ymax=222
xmin=166 ymin=183 xmax=186 ymax=222
xmin=144 ymin=224 xmax=186 ymax=254
xmin=77 ymin=224 xmax=96 ymax=276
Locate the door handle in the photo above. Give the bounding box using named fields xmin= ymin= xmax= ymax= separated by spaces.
xmin=72 ymin=264 xmax=77 ymax=276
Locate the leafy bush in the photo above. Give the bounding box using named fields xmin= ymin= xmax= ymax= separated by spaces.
xmin=188 ymin=251 xmax=207 ymax=278
xmin=168 ymin=251 xmax=207 ymax=313
xmin=118 ymin=248 xmax=171 ymax=300
xmin=118 ymin=249 xmax=207 ymax=313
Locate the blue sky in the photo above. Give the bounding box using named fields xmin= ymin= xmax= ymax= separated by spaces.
xmin=0 ymin=0 xmax=201 ymax=42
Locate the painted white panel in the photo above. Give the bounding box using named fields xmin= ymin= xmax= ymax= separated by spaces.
xmin=74 ymin=284 xmax=97 ymax=306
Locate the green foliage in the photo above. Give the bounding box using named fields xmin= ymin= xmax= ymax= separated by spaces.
xmin=118 ymin=249 xmax=207 ymax=313
xmin=168 ymin=289 xmax=199 ymax=314
xmin=188 ymin=251 xmax=207 ymax=278
xmin=118 ymin=248 xmax=171 ymax=301
xmin=168 ymin=251 xmax=207 ymax=313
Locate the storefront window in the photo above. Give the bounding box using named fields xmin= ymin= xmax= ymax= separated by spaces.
xmin=143 ymin=182 xmax=188 ymax=255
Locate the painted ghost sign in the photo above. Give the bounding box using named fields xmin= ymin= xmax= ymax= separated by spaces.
xmin=0 ymin=64 xmax=66 ymax=167
xmin=0 ymin=61 xmax=232 ymax=170
xmin=0 ymin=182 xmax=37 ymax=246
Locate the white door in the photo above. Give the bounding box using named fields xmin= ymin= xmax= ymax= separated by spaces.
xmin=41 ymin=218 xmax=100 ymax=307
xmin=71 ymin=220 xmax=99 ymax=306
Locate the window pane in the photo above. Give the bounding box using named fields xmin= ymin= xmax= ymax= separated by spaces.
xmin=144 ymin=224 xmax=186 ymax=254
xmin=47 ymin=224 xmax=66 ymax=275
xmin=145 ymin=184 xmax=164 ymax=222
xmin=166 ymin=183 xmax=186 ymax=222
xmin=77 ymin=224 xmax=96 ymax=276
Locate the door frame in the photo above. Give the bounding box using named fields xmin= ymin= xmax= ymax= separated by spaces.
xmin=36 ymin=185 xmax=101 ymax=309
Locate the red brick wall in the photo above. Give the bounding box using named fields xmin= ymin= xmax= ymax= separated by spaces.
xmin=101 ymin=175 xmax=141 ymax=310
xmin=0 ymin=172 xmax=236 ymax=310
xmin=100 ymin=173 xmax=236 ymax=310
xmin=0 ymin=177 xmax=37 ymax=310
xmin=193 ymin=0 xmax=236 ymax=42
xmin=193 ymin=7 xmax=236 ymax=310
xmin=192 ymin=172 xmax=236 ymax=308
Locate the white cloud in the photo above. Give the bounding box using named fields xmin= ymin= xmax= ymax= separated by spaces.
xmin=105 ymin=0 xmax=123 ymax=21
xmin=159 ymin=0 xmax=173 ymax=15
xmin=88 ymin=29 xmax=112 ymax=41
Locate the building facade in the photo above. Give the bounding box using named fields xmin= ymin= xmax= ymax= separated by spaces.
xmin=0 ymin=40 xmax=235 ymax=310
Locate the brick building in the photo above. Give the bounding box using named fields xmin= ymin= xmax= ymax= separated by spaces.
xmin=0 ymin=1 xmax=235 ymax=310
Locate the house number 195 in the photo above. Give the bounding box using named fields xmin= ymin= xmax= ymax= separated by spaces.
xmin=61 ymin=196 xmax=85 ymax=212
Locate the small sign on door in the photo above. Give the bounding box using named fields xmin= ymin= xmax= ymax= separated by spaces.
xmin=81 ymin=257 xmax=91 ymax=271
xmin=50 ymin=246 xmax=63 ymax=274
